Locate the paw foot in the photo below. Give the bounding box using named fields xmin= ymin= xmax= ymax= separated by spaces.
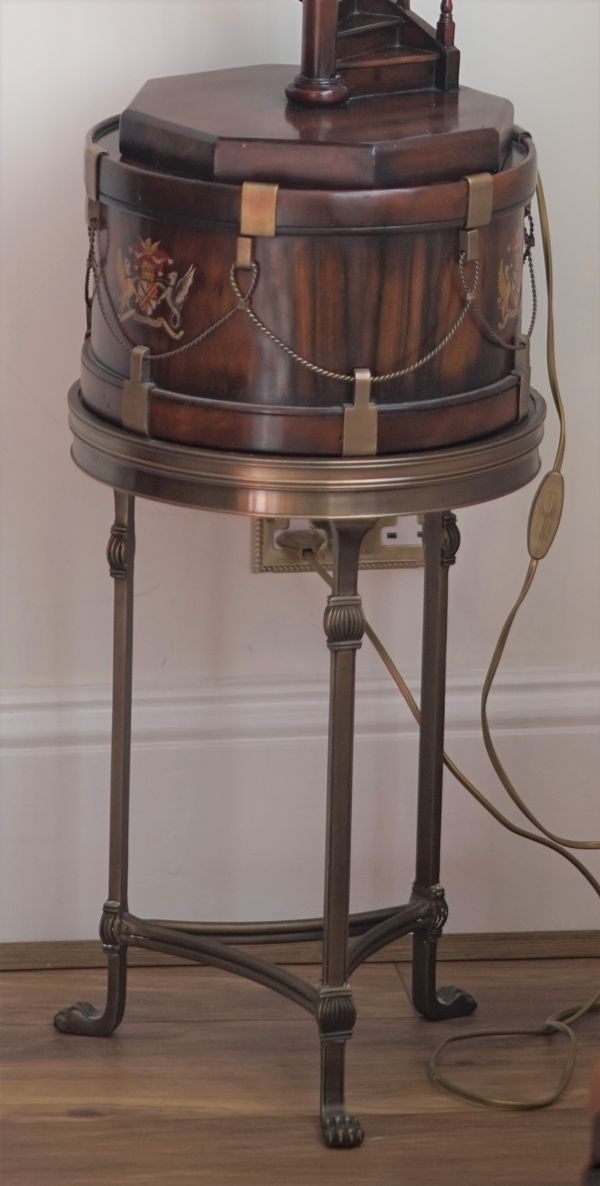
xmin=53 ymin=1002 xmax=114 ymax=1037
xmin=322 ymin=1113 xmax=365 ymax=1149
xmin=419 ymin=985 xmax=478 ymax=1022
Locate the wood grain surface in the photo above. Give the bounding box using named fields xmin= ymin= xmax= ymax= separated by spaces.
xmin=1 ymin=958 xmax=598 ymax=1185
xmin=85 ymin=116 xmax=535 ymax=457
xmin=120 ymin=69 xmax=512 ymax=186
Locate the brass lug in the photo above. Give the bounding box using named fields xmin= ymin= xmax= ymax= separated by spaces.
xmin=343 ymin=369 xmax=378 ymax=458
xmin=87 ymin=198 xmax=102 ymax=226
xmin=122 ymin=346 xmax=153 ymax=436
xmin=236 ymin=236 xmax=254 ymax=269
xmin=516 ymin=334 xmax=532 ymax=419
xmin=85 ymin=142 xmax=106 ymax=225
xmin=459 ymin=228 xmax=480 ymax=263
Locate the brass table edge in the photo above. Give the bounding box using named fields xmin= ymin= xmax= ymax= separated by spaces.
xmin=69 ymin=385 xmax=546 ymax=519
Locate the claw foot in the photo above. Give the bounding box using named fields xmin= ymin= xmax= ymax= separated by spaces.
xmin=53 ymin=1002 xmax=116 ymax=1037
xmin=322 ymin=1113 xmax=365 ymax=1149
xmin=420 ymin=985 xmax=477 ymax=1022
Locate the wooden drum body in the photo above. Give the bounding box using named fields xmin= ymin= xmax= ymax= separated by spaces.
xmin=82 ymin=65 xmax=537 ymax=457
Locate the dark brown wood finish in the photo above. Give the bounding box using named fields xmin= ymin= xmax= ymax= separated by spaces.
xmin=82 ymin=347 xmax=521 ymax=456
xmin=286 ymin=0 xmax=349 ymax=105
xmin=91 ymin=209 xmax=524 ymax=398
xmin=96 ymin=123 xmax=537 ymax=228
xmin=120 ymin=70 xmax=513 ymax=187
xmin=85 ymin=116 xmax=535 ymax=456
xmin=437 ymin=0 xmax=455 ymax=46
xmin=285 ymin=0 xmax=461 ymax=105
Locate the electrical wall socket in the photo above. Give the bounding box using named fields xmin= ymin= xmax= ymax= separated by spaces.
xmin=251 ymin=517 xmax=424 ymax=574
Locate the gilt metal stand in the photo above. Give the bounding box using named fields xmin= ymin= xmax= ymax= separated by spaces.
xmin=55 ymin=386 xmax=546 ymax=1148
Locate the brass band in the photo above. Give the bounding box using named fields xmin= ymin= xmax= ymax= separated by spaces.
xmin=69 ymin=384 xmax=545 ymax=520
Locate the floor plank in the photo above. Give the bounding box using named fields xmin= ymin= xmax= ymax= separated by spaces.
xmin=1 ymin=960 xmax=597 ymax=1185
xmin=1 ymin=1111 xmax=592 ymax=1186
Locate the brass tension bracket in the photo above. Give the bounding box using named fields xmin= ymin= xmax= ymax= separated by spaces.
xmin=343 ymin=369 xmax=378 ymax=457
xmin=460 ymin=173 xmax=493 ymax=264
xmin=84 ymin=141 xmax=107 ymax=226
xmin=122 ymin=346 xmax=153 ymax=436
xmin=517 ymin=332 xmax=532 ymax=420
xmin=236 ymin=182 xmax=279 ymax=269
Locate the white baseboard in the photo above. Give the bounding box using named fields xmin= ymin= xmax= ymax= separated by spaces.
xmin=1 ymin=668 xmax=599 ymax=942
xmin=2 ymin=666 xmax=599 ymax=752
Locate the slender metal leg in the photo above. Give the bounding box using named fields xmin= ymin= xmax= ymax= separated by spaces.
xmin=411 ymin=513 xmax=477 ymax=1021
xmin=318 ymin=520 xmax=373 ymax=1149
xmin=54 ymin=492 xmax=135 ymax=1036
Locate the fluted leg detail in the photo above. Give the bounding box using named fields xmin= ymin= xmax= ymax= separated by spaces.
xmin=318 ymin=521 xmax=374 ymax=1148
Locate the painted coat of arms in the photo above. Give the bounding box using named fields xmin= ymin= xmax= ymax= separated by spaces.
xmin=117 ymin=238 xmax=195 ymax=340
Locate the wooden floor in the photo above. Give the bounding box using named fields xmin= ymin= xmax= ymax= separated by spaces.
xmin=1 ymin=957 xmax=598 ymax=1185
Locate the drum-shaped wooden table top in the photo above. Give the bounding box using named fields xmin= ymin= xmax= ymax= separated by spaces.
xmin=69 ymin=385 xmax=546 ymax=520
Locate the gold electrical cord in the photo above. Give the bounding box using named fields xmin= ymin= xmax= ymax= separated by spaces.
xmin=301 ymin=175 xmax=600 ymax=1110
xmin=309 ymin=547 xmax=599 ymax=1107
xmin=537 ymin=173 xmax=567 ymax=474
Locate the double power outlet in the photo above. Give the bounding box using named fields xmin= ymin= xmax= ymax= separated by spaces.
xmin=252 ymin=517 xmax=424 ymax=574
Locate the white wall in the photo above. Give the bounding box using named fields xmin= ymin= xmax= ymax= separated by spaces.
xmin=1 ymin=0 xmax=599 ymax=941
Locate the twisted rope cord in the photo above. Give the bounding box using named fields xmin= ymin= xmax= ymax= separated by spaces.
xmin=88 ymin=208 xmax=536 ymax=386
xmin=230 ymin=262 xmax=479 ymax=385
xmin=88 ymin=227 xmax=485 ymax=385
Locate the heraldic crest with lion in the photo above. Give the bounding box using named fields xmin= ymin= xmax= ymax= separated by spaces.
xmin=117 ymin=237 xmax=195 ymax=340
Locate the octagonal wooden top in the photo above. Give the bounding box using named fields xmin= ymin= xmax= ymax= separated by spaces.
xmin=119 ymin=65 xmax=514 ymax=190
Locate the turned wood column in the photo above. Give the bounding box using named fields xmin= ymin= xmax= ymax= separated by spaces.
xmin=286 ymin=0 xmax=349 ymax=106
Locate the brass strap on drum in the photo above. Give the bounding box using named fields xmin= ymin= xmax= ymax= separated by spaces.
xmin=84 ymin=141 xmax=106 ymax=228
xmin=461 ymin=172 xmax=494 ymax=262
xmin=343 ymin=371 xmax=377 ymax=458
xmin=122 ymin=346 xmax=152 ymax=436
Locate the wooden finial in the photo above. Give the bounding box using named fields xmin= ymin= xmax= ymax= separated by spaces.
xmin=437 ymin=0 xmax=455 ymax=47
